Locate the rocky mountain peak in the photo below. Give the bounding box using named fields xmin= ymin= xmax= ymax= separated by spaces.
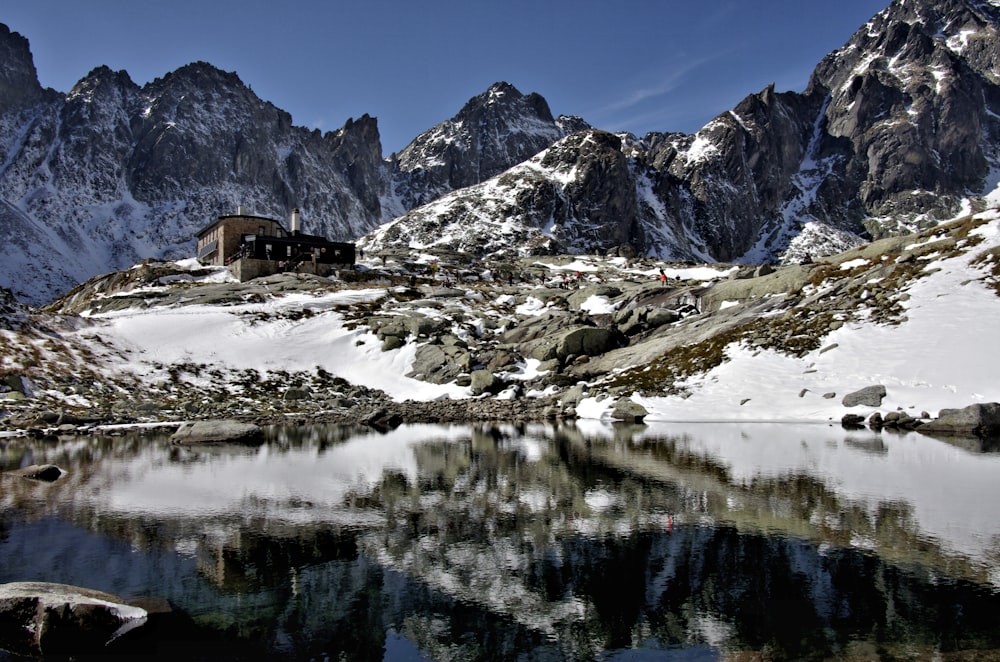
xmin=65 ymin=66 xmax=138 ymax=107
xmin=462 ymin=81 xmax=555 ymax=124
xmin=555 ymin=115 xmax=591 ymax=134
xmin=0 ymin=24 xmax=51 ymax=112
xmin=797 ymin=0 xmax=1000 ymax=226
xmin=391 ymin=82 xmax=570 ymax=210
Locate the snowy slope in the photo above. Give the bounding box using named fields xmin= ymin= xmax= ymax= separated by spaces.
xmin=579 ymin=211 xmax=1000 ymax=422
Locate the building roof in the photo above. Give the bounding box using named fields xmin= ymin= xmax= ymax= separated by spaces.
xmin=194 ymin=214 xmax=287 ymax=239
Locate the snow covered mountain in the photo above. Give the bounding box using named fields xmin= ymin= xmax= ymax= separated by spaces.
xmin=0 ymin=34 xmax=391 ymax=304
xmin=366 ymin=130 xmax=652 ymax=258
xmin=370 ymin=0 xmax=1000 ymax=265
xmin=0 ymin=23 xmax=580 ymax=304
xmin=4 ymin=0 xmax=1000 ymax=304
xmin=387 ymin=81 xmax=584 ymax=214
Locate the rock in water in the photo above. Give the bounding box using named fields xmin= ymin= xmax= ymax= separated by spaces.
xmin=169 ymin=419 xmax=263 ymax=445
xmin=920 ymin=403 xmax=1000 ymax=438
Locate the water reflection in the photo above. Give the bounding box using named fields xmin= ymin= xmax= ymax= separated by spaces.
xmin=1 ymin=422 xmax=999 ymax=660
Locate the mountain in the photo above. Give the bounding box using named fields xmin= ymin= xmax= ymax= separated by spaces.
xmin=366 ymin=129 xmax=648 ymax=258
xmin=0 ymin=46 xmax=392 ymax=303
xmin=372 ymin=0 xmax=1000 ymax=265
xmin=0 ymin=26 xmax=577 ymax=304
xmin=388 ymin=81 xmax=582 ymax=213
xmin=4 ymin=0 xmax=1000 ymax=304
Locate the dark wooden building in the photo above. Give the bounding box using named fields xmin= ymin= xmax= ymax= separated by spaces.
xmin=196 ymin=209 xmax=355 ymax=281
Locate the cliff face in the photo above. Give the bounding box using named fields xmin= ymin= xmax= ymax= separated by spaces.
xmin=803 ymin=0 xmax=1000 ymax=231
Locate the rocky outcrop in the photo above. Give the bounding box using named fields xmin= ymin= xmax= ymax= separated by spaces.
xmin=0 ymin=582 xmax=147 ymax=657
xmin=802 ymin=0 xmax=1000 ymax=231
xmin=0 ymin=24 xmax=57 ymax=113
xmin=368 ymin=130 xmax=643 ymax=258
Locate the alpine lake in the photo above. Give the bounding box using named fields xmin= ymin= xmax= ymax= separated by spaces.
xmin=2 ymin=420 xmax=999 ymax=661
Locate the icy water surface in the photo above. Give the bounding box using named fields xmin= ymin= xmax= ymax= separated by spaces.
xmin=2 ymin=421 xmax=1000 ymax=660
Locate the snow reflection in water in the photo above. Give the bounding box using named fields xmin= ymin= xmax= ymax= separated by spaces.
xmin=1 ymin=421 xmax=999 ymax=660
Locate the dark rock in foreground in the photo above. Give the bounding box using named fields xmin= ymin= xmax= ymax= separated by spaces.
xmin=0 ymin=581 xmax=147 ymax=657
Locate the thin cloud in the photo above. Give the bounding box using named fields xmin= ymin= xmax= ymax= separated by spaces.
xmin=586 ymin=49 xmax=734 ymax=134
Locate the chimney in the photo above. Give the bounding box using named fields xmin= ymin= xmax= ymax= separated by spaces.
xmin=291 ymin=208 xmax=301 ymax=234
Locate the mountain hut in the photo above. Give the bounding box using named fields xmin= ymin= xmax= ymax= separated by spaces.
xmin=195 ymin=208 xmax=355 ymax=281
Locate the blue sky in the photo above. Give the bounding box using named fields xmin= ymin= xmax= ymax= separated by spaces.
xmin=5 ymin=0 xmax=889 ymax=155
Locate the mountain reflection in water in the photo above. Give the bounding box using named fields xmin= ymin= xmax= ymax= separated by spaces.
xmin=1 ymin=421 xmax=999 ymax=660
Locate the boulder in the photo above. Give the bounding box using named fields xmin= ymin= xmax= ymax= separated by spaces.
xmin=611 ymin=399 xmax=648 ymax=423
xmin=560 ymin=384 xmax=588 ymax=407
xmin=470 ymin=369 xmax=501 ymax=396
xmin=403 ymin=312 xmax=447 ymax=338
xmin=169 ymin=420 xmax=263 ymax=445
xmin=920 ymin=403 xmax=1000 ymax=438
xmin=3 ymin=375 xmax=35 ymax=397
xmin=0 ymin=582 xmax=147 ymax=657
xmin=841 ymin=385 xmax=887 ymax=407
xmin=882 ymin=411 xmax=921 ymax=429
xmin=371 ymin=318 xmax=408 ymax=342
xmin=408 ymin=343 xmax=472 ymax=384
xmin=283 ymin=387 xmax=311 ymax=401
xmin=525 ymin=326 xmax=619 ymax=363
xmin=381 ymin=335 xmax=405 ymax=351
xmin=841 ymin=413 xmax=866 ymax=428
xmin=646 ymin=308 xmax=681 ymax=328
xmin=361 ymin=407 xmax=403 ymax=431
xmin=614 ymin=307 xmax=645 ymax=335
xmin=499 ymin=311 xmax=574 ymax=346
xmin=557 ymin=327 xmax=617 ymax=360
